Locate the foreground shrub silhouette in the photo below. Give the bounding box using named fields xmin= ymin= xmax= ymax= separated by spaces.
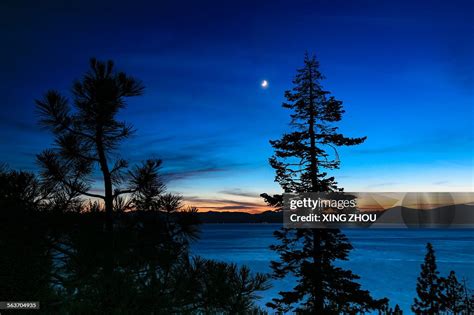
xmin=48 ymin=208 xmax=268 ymax=314
xmin=0 ymin=59 xmax=269 ymax=313
xmin=413 ymin=243 xmax=474 ymax=315
xmin=0 ymin=166 xmax=57 ymax=308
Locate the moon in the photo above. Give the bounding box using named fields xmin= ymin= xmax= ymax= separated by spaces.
xmin=261 ymin=80 xmax=268 ymax=88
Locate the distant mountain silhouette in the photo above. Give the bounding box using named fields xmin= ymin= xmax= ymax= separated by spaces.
xmin=197 ymin=204 xmax=474 ymax=227
xmin=373 ymin=204 xmax=474 ymax=228
xmin=197 ymin=210 xmax=282 ymax=223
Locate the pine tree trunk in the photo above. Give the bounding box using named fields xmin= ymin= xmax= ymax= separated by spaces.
xmin=96 ymin=128 xmax=114 ymax=311
xmin=308 ymin=66 xmax=318 ymax=192
xmin=312 ymin=229 xmax=324 ymax=312
xmin=308 ymin=66 xmax=325 ymax=313
xmin=95 ymin=129 xmax=114 ymax=231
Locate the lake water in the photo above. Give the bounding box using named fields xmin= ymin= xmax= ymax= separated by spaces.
xmin=191 ymin=224 xmax=473 ymax=313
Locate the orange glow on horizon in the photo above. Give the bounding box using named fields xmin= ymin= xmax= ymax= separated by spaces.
xmin=183 ymin=198 xmax=270 ymax=214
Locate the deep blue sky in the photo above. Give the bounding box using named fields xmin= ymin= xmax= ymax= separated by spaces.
xmin=1 ymin=0 xmax=473 ymax=211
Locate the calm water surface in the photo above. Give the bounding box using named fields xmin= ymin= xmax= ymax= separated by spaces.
xmin=191 ymin=224 xmax=473 ymax=313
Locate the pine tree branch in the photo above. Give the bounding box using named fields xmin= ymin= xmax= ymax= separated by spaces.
xmin=80 ymin=190 xmax=105 ymax=199
xmin=113 ymin=188 xmax=136 ymax=198
xmin=64 ymin=125 xmax=96 ymax=142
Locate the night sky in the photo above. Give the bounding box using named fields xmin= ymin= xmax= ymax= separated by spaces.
xmin=1 ymin=0 xmax=473 ymax=212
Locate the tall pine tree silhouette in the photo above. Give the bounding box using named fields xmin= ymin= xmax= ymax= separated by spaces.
xmin=32 ymin=58 xmax=271 ymax=313
xmin=412 ymin=242 xmax=442 ymax=314
xmin=35 ymin=58 xmax=148 ymax=311
xmin=440 ymin=271 xmax=465 ymax=314
xmin=262 ymin=53 xmax=386 ymax=313
xmin=36 ymin=58 xmax=144 ymax=229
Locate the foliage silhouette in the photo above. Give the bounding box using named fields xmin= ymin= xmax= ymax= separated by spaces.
xmin=392 ymin=304 xmax=402 ymax=314
xmin=440 ymin=271 xmax=466 ymax=314
xmin=262 ymin=53 xmax=387 ymax=313
xmin=411 ymin=243 xmax=474 ymax=315
xmin=0 ymin=166 xmax=58 ymax=312
xmin=36 ymin=58 xmax=144 ymax=224
xmin=412 ymin=243 xmax=442 ymax=314
xmin=0 ymin=59 xmax=270 ymax=313
xmin=0 ymin=161 xmax=270 ymax=313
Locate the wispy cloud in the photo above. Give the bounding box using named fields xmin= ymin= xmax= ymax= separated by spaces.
xmin=354 ymin=133 xmax=473 ymax=155
xmin=184 ymin=196 xmax=262 ymax=207
xmin=0 ymin=115 xmax=43 ymax=134
xmin=365 ymin=182 xmax=399 ymax=189
xmin=219 ymin=188 xmax=259 ymax=198
xmin=198 ymin=205 xmax=256 ymax=211
xmin=163 ymin=167 xmax=231 ymax=181
xmin=122 ymin=132 xmax=254 ymax=183
xmin=183 ymin=196 xmax=267 ymax=213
